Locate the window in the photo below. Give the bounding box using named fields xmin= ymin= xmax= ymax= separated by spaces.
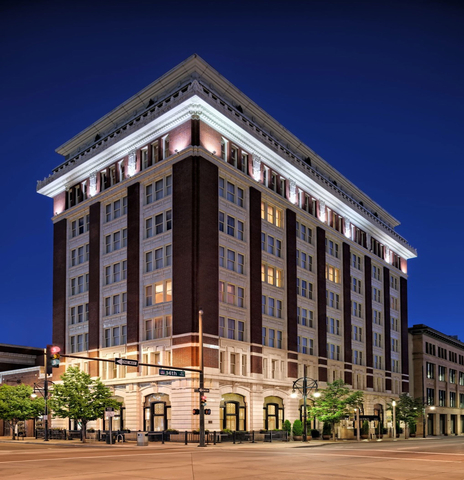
xmin=450 ymin=369 xmax=456 ymax=384
xmin=262 ymin=327 xmax=283 ymax=349
xmin=374 ymin=355 xmax=383 ymax=370
xmin=296 ymin=222 xmax=312 ymax=244
xmin=391 ymin=338 xmax=399 ymax=352
xmin=296 ymin=250 xmax=313 ymax=271
xmin=351 ymin=253 xmax=361 ymax=270
xmin=220 ymin=247 xmax=245 ymax=274
xmin=372 ymin=265 xmax=382 ymax=281
xmin=70 ymin=274 xmax=89 ymax=296
xmin=145 ymin=210 xmax=172 ymax=238
xmin=145 ymin=280 xmax=172 ymax=306
xmin=390 ymin=275 xmax=398 ymax=290
xmin=71 ymin=244 xmax=89 ymax=267
xmin=351 ymin=301 xmax=362 ymax=318
xmin=351 ymin=277 xmax=362 ymax=294
xmin=373 ymin=287 xmax=382 ymax=303
xmin=391 ymin=316 xmax=399 ymax=331
xmin=352 ymin=325 xmax=363 ymax=342
xmin=327 ymin=291 xmax=340 ymax=310
xmin=104 ymin=293 xmax=127 ymax=316
xmin=219 ymin=317 xmax=245 ymax=341
xmin=219 ymin=282 xmax=245 ymax=308
xmin=325 ymin=239 xmax=339 ymax=258
xmin=104 ymin=325 xmax=127 ymax=347
xmin=262 ymin=265 xmax=283 ymax=287
xmin=438 ymin=390 xmax=446 ymax=407
xmin=221 ymin=137 xmax=228 ymax=161
xmin=296 ymin=278 xmax=313 ymax=299
xmin=374 ymin=332 xmax=382 ymax=347
xmin=369 ymin=311 xmax=380 ymax=327
xmin=71 ymin=215 xmax=89 ymax=238
xmin=144 ymin=315 xmax=172 ymax=340
xmin=391 ymin=359 xmax=399 ymax=373
xmin=460 ymin=393 xmax=464 ymax=408
xmin=105 ymin=260 xmax=127 ymax=285
xmin=219 ymin=179 xmax=245 ymax=208
xmin=327 ymin=343 xmax=341 ymax=361
xmin=326 ymin=265 xmax=340 ymax=283
xmin=261 ymin=202 xmax=283 ymax=227
xmin=105 ymin=229 xmax=127 ymax=253
xmin=353 ymin=350 xmax=363 ymax=365
xmin=262 ymin=295 xmax=282 ymax=318
xmin=298 ymin=336 xmax=314 ymax=355
xmin=460 ymin=372 xmax=464 ymax=386
xmin=426 ymin=388 xmax=435 ymax=406
xmin=105 ymin=197 xmax=127 ymax=222
xmin=426 ymin=362 xmax=435 ymax=379
xmin=438 ymin=365 xmax=446 ymax=382
xmin=145 ymin=245 xmax=171 ymax=272
xmin=390 ymin=296 xmax=399 ymax=311
xmin=219 ymin=212 xmax=244 ymax=241
xmin=262 ymin=234 xmax=283 ymax=258
xmin=70 ymin=333 xmax=88 ymax=353
xmin=162 ymin=134 xmax=170 ymax=159
xmin=297 ymin=307 xmax=314 ymax=328
xmin=145 ymin=175 xmax=172 ymax=205
xmin=70 ymin=303 xmax=89 ymax=324
xmin=426 ymin=342 xmax=436 ymax=356
xmin=438 ymin=347 xmax=447 ymax=359
xmin=328 ymin=317 xmax=340 ymax=335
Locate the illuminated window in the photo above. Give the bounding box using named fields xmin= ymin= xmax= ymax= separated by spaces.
xmin=326 ymin=265 xmax=340 ymax=283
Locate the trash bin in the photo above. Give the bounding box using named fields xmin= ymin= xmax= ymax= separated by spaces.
xmin=137 ymin=432 xmax=148 ymax=446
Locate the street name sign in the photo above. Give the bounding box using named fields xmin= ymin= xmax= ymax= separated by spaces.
xmin=194 ymin=388 xmax=210 ymax=393
xmin=159 ymin=369 xmax=185 ymax=377
xmin=115 ymin=358 xmax=139 ymax=367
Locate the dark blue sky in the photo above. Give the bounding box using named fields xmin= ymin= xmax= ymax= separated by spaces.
xmin=1 ymin=0 xmax=463 ymax=347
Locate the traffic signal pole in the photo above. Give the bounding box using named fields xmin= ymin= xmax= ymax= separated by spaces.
xmin=198 ymin=309 xmax=206 ymax=448
xmin=44 ymin=374 xmax=49 ymax=442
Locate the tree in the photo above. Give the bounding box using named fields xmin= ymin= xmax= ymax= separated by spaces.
xmin=387 ymin=394 xmax=422 ymax=437
xmin=49 ymin=366 xmax=122 ymax=442
xmin=0 ymin=384 xmax=45 ymax=439
xmin=311 ymin=380 xmax=363 ymax=440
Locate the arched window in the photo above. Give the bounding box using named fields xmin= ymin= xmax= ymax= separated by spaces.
xmin=143 ymin=393 xmax=171 ymax=431
xmin=220 ymin=393 xmax=246 ymax=431
xmin=263 ymin=396 xmax=284 ymax=430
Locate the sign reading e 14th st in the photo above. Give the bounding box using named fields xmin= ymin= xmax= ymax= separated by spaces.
xmin=115 ymin=358 xmax=139 ymax=367
xmin=159 ymin=369 xmax=185 ymax=377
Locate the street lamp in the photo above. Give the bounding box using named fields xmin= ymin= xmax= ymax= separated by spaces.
xmin=30 ymin=382 xmax=53 ymax=442
xmin=422 ymin=405 xmax=435 ymax=437
xmin=198 ymin=309 xmax=206 ymax=448
xmin=291 ymin=364 xmax=319 ymax=442
xmin=354 ymin=408 xmax=360 ymax=441
xmin=392 ymin=400 xmax=397 ymax=441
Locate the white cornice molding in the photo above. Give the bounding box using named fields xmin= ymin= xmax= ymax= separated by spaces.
xmin=39 ymin=95 xmax=415 ymax=258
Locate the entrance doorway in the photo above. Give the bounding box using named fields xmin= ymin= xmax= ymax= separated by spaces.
xmin=143 ymin=393 xmax=171 ymax=431
xmin=439 ymin=414 xmax=447 ymax=435
xmin=220 ymin=394 xmax=246 ymax=431
xmin=427 ymin=414 xmax=435 ymax=435
xmin=263 ymin=396 xmax=284 ymax=430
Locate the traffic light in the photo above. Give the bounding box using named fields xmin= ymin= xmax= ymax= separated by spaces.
xmin=46 ymin=345 xmax=61 ymax=374
xmin=201 ymin=395 xmax=207 ymax=407
xmin=193 ymin=409 xmax=200 ymax=415
xmin=205 ymin=409 xmax=211 ymax=415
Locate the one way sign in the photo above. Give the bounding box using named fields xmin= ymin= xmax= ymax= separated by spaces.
xmin=114 ymin=358 xmax=139 ymax=367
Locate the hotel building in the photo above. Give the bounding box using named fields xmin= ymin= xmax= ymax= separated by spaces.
xmin=37 ymin=55 xmax=416 ymax=433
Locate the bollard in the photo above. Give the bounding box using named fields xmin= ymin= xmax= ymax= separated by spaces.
xmin=251 ymin=431 xmax=255 ymax=443
xmin=213 ymin=431 xmax=217 ymax=445
xmin=185 ymin=431 xmax=188 ymax=445
xmin=269 ymin=431 xmax=273 ymax=443
xmin=161 ymin=431 xmax=164 ymax=444
xmin=233 ymin=431 xmax=236 ymax=444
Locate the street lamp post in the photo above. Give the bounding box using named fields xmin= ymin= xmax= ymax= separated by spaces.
xmin=392 ymin=400 xmax=397 ymax=441
xmin=198 ymin=309 xmax=206 ymax=448
xmin=31 ymin=381 xmax=52 ymax=442
xmin=291 ymin=364 xmax=319 ymax=442
xmin=354 ymin=408 xmax=360 ymax=442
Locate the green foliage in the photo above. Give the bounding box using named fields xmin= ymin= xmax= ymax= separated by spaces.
xmin=292 ymin=419 xmax=303 ymax=436
xmin=49 ymin=366 xmax=122 ymax=440
xmin=312 ymin=380 xmax=363 ymax=438
xmin=361 ymin=420 xmax=369 ymax=435
xmin=0 ymin=384 xmax=45 ymax=439
xmin=283 ymin=419 xmax=292 ymax=433
xmin=387 ymin=394 xmax=422 ymax=428
xmin=323 ymin=422 xmax=332 ymax=435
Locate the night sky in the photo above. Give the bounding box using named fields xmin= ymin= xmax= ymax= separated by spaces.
xmin=1 ymin=0 xmax=463 ymax=348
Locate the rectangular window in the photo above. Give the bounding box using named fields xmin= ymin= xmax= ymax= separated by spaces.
xmin=426 ymin=388 xmax=435 ymax=406
xmin=351 ymin=253 xmax=361 ymax=270
xmin=439 ymin=390 xmax=446 ymax=407
xmin=261 ymin=201 xmax=283 ymax=227
xmin=438 ymin=365 xmax=446 ymax=382
xmin=325 ymin=239 xmax=339 ymax=258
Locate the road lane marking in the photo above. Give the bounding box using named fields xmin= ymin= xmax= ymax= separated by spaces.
xmin=309 ymin=452 xmax=461 ymax=463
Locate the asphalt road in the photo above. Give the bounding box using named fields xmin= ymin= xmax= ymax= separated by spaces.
xmin=1 ymin=437 xmax=464 ymax=479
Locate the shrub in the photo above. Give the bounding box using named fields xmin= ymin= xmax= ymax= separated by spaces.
xmin=311 ymin=429 xmax=320 ymax=438
xmin=221 ymin=429 xmax=232 ymax=435
xmin=361 ymin=421 xmax=369 ymax=436
xmin=283 ymin=420 xmax=292 ymax=434
xmin=292 ymin=420 xmax=303 ymax=436
xmin=323 ymin=422 xmax=332 ymax=436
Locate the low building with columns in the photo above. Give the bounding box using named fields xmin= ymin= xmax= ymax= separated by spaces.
xmin=37 ymin=54 xmax=416 ymax=434
xmin=409 ymin=324 xmax=464 ymax=436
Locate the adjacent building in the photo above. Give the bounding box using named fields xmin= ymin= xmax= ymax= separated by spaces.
xmin=37 ymin=55 xmax=417 ymax=433
xmin=409 ymin=324 xmax=464 ymax=436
